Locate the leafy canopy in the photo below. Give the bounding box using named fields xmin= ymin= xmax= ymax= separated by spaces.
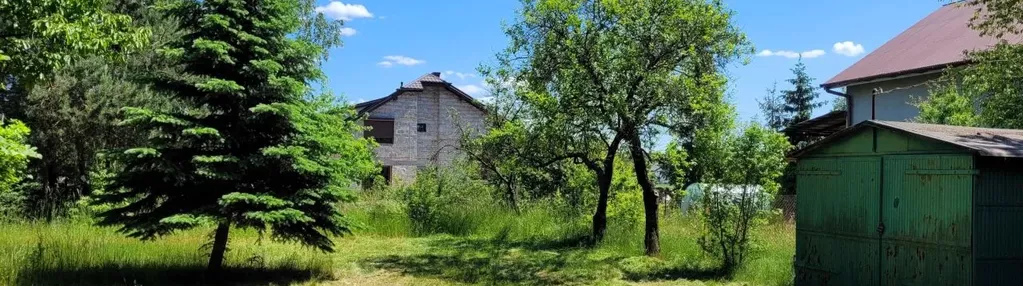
xmin=0 ymin=0 xmax=149 ymax=82
xmin=0 ymin=119 xmax=40 ymax=193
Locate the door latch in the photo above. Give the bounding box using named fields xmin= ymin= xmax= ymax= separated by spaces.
xmin=876 ymin=222 xmax=886 ymax=234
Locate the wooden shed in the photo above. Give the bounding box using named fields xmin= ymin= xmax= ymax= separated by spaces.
xmin=790 ymin=120 xmax=1023 ymax=285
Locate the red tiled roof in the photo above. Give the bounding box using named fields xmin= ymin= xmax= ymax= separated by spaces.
xmin=822 ymin=3 xmax=1023 ymax=88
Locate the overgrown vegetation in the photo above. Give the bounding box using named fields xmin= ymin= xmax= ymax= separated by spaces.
xmin=0 ymin=0 xmax=797 ymax=284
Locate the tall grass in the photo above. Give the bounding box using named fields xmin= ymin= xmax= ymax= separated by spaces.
xmin=349 ymin=188 xmax=795 ymax=285
xmin=0 ymin=187 xmax=794 ymax=285
xmin=0 ymin=220 xmax=334 ymax=285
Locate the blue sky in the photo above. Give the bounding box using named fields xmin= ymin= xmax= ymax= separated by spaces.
xmin=318 ymin=0 xmax=946 ymax=121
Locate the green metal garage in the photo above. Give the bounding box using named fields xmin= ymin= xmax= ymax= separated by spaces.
xmin=791 ymin=120 xmax=1023 ymax=285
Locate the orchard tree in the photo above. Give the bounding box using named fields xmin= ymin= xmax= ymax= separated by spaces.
xmin=496 ymin=0 xmax=750 ymax=254
xmin=93 ymin=0 xmax=377 ymax=272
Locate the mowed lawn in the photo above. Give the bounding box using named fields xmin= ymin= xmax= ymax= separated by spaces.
xmin=0 ymin=216 xmax=794 ymax=285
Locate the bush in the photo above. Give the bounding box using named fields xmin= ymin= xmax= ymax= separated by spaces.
xmin=0 ymin=119 xmax=39 ymax=218
xmin=401 ymin=165 xmax=492 ymax=236
xmin=695 ymin=123 xmax=789 ymax=271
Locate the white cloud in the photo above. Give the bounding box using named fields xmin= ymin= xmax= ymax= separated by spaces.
xmin=801 ymin=49 xmax=826 ymax=58
xmin=339 ymin=27 xmax=357 ymax=37
xmin=457 ymin=84 xmax=487 ymax=96
xmin=757 ymin=49 xmax=826 ymax=59
xmin=315 ymin=1 xmax=373 ymax=21
xmin=833 ymin=41 xmax=866 ymax=57
xmin=383 ymin=55 xmax=424 ymax=66
xmin=377 ymin=56 xmax=424 ymax=68
xmin=444 ymin=70 xmax=476 ymax=80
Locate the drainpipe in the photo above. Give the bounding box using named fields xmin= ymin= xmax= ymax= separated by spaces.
xmin=824 ymin=87 xmax=852 ymax=127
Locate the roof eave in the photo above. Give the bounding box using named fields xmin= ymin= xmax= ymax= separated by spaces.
xmin=820 ymin=61 xmax=969 ymax=89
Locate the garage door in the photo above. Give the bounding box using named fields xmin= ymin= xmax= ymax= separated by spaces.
xmin=796 ymin=157 xmax=881 ymax=285
xmin=880 ymin=155 xmax=973 ymax=286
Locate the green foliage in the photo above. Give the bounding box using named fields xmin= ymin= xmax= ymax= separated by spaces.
xmin=93 ymin=0 xmax=375 ymax=268
xmin=0 ymin=0 xmax=149 ymax=83
xmin=695 ymin=123 xmax=790 ymax=271
xmin=780 ymin=60 xmax=823 ymax=126
xmin=962 ymin=0 xmax=1023 ymax=37
xmin=0 ymin=119 xmax=40 ymax=216
xmin=917 ymin=43 xmax=1023 ymax=128
xmin=493 ymin=0 xmax=750 ymax=252
xmin=831 ymin=96 xmax=848 ymax=112
xmin=401 ymin=165 xmax=494 ymax=236
xmin=605 ymin=159 xmax=644 ymax=226
xmin=0 ymin=222 xmax=336 ymax=285
xmin=919 ymin=1 xmax=1023 ymax=127
xmin=758 ymin=82 xmax=786 ymax=130
xmin=1 ymin=200 xmax=797 ymax=285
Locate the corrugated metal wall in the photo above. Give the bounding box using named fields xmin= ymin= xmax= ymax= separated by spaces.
xmin=975 ymin=158 xmax=1023 ymax=284
xmin=796 ymin=126 xmax=983 ymax=286
xmin=795 ymin=157 xmax=880 ymax=285
xmin=880 ymin=155 xmax=973 ymax=286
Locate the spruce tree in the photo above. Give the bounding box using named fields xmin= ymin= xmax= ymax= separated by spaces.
xmin=781 ymin=59 xmax=822 ymax=126
xmin=94 ymin=0 xmax=377 ymax=272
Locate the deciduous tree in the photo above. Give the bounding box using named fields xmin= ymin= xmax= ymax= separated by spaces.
xmin=494 ymin=0 xmax=749 ymax=255
xmin=0 ymin=0 xmax=148 ymax=83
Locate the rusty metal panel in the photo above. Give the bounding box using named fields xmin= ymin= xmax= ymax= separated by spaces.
xmin=881 ymin=155 xmax=973 ymax=286
xmin=795 ymin=157 xmax=880 ymax=285
xmin=974 ymin=159 xmax=1023 ymax=284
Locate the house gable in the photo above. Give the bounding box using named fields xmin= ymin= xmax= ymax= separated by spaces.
xmin=358 ymin=72 xmax=488 ymax=185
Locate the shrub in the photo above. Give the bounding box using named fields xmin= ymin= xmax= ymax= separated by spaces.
xmin=0 ymin=119 xmax=40 ymax=218
xmin=695 ymin=123 xmax=789 ymax=271
xmin=401 ymin=165 xmax=492 ymax=236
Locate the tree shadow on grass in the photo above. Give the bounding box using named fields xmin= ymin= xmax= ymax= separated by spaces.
xmin=363 ymin=234 xmax=729 ymax=285
xmin=619 ymin=260 xmax=728 ymax=282
xmin=14 ymin=264 xmax=325 ymax=286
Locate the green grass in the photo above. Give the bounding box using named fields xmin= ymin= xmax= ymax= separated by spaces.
xmin=0 ymin=203 xmax=794 ymax=285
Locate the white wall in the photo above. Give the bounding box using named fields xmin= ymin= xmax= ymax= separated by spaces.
xmin=846 ymin=73 xmax=941 ymax=125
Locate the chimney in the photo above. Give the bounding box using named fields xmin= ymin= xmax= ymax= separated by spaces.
xmin=431 ymin=71 xmax=441 ymax=77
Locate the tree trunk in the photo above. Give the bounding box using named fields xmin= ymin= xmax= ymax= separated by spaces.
xmin=592 ymin=172 xmax=612 ymax=242
xmin=628 ymin=136 xmax=660 ymax=256
xmin=207 ymin=222 xmax=231 ymax=274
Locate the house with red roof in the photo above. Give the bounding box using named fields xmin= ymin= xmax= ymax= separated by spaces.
xmin=787 ymin=3 xmax=1023 ymax=139
xmin=355 ymin=72 xmax=488 ymax=185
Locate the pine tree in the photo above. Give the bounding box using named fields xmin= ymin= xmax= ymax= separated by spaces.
xmin=93 ymin=0 xmax=377 ymax=272
xmin=780 ymin=59 xmax=822 ymax=126
xmin=758 ymin=82 xmax=786 ymax=130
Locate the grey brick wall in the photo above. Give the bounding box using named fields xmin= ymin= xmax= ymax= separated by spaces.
xmin=365 ymin=85 xmax=486 ymax=184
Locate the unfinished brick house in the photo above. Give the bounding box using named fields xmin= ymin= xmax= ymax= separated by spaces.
xmin=355 ymin=72 xmax=488 ymax=185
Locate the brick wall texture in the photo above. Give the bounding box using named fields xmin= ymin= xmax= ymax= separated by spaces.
xmin=366 ymin=85 xmax=486 ymax=184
